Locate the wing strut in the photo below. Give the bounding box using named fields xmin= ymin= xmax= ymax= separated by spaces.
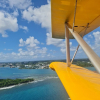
xmin=71 ymin=44 xmax=80 ymax=64
xmin=71 ymin=23 xmax=89 ymax=64
xmin=65 ymin=0 xmax=78 ymax=67
xmin=65 ymin=24 xmax=71 ymax=67
xmin=66 ymin=25 xmax=100 ymax=73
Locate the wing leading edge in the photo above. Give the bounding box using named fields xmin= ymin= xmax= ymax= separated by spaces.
xmin=50 ymin=62 xmax=100 ymax=100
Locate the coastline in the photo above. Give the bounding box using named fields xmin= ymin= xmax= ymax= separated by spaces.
xmin=0 ymin=85 xmax=16 ymax=90
xmin=0 ymin=78 xmax=34 ymax=90
xmin=0 ymin=81 xmax=34 ymax=90
xmin=0 ymin=77 xmax=58 ymax=90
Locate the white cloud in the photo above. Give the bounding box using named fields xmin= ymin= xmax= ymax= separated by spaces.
xmin=60 ymin=48 xmax=66 ymax=53
xmin=12 ymin=9 xmax=19 ymax=17
xmin=19 ymin=38 xmax=24 ymax=46
xmin=47 ymin=53 xmax=50 ymax=57
xmin=19 ymin=36 xmax=40 ymax=48
xmin=8 ymin=0 xmax=32 ymax=9
xmin=93 ymin=31 xmax=100 ymax=46
xmin=8 ymin=49 xmax=12 ymax=51
xmin=17 ymin=46 xmax=47 ymax=57
xmin=18 ymin=36 xmax=48 ymax=59
xmin=46 ymin=33 xmax=63 ymax=46
xmin=22 ymin=1 xmax=51 ymax=30
xmin=19 ymin=25 xmax=28 ymax=32
xmin=0 ymin=11 xmax=18 ymax=37
xmin=91 ymin=31 xmax=100 ymax=54
xmin=4 ymin=49 xmax=12 ymax=51
xmin=0 ymin=47 xmax=47 ymax=61
xmin=33 ymin=47 xmax=47 ymax=58
xmin=46 ymin=33 xmax=73 ymax=53
xmin=12 ymin=52 xmax=17 ymax=56
xmin=18 ymin=48 xmax=34 ymax=56
xmin=26 ymin=37 xmax=40 ymax=48
xmin=41 ymin=43 xmax=44 ymax=45
xmin=0 ymin=36 xmax=48 ymax=61
xmin=84 ymin=37 xmax=90 ymax=45
xmin=73 ymin=31 xmax=100 ymax=58
xmin=60 ymin=43 xmax=75 ymax=53
xmin=81 ymin=31 xmax=100 ymax=56
xmin=88 ymin=34 xmax=93 ymax=38
xmin=0 ymin=0 xmax=7 ymax=8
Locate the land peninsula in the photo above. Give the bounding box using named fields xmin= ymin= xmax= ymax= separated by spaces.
xmin=0 ymin=78 xmax=34 ymax=88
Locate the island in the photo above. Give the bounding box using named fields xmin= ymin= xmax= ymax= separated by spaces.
xmin=0 ymin=78 xmax=34 ymax=88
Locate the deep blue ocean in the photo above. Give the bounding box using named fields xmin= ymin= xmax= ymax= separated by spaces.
xmin=0 ymin=67 xmax=96 ymax=100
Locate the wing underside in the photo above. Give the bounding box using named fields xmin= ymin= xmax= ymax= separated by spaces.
xmin=51 ymin=0 xmax=100 ymax=39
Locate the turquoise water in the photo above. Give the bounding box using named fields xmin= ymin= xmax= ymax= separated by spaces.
xmin=85 ymin=67 xmax=96 ymax=71
xmin=0 ymin=67 xmax=69 ymax=100
xmin=0 ymin=67 xmax=96 ymax=100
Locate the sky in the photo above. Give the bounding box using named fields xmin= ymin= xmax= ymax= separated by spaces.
xmin=0 ymin=0 xmax=100 ymax=62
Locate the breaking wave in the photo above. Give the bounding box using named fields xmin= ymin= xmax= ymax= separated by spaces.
xmin=0 ymin=76 xmax=58 ymax=90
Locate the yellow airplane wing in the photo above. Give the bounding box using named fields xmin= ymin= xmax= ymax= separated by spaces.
xmin=51 ymin=0 xmax=100 ymax=39
xmin=50 ymin=62 xmax=100 ymax=100
xmin=51 ymin=0 xmax=100 ymax=99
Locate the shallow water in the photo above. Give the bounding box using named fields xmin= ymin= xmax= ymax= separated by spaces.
xmin=0 ymin=67 xmax=69 ymax=100
xmin=0 ymin=67 xmax=96 ymax=100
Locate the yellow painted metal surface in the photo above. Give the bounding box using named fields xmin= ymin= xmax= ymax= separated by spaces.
xmin=51 ymin=0 xmax=100 ymax=39
xmin=50 ymin=62 xmax=100 ymax=100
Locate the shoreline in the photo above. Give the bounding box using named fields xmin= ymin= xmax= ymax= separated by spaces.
xmin=0 ymin=76 xmax=58 ymax=90
xmin=0 ymin=85 xmax=16 ymax=90
xmin=0 ymin=78 xmax=34 ymax=90
xmin=0 ymin=81 xmax=34 ymax=90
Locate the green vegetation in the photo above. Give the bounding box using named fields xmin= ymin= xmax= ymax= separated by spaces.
xmin=72 ymin=59 xmax=93 ymax=67
xmin=73 ymin=61 xmax=93 ymax=67
xmin=54 ymin=59 xmax=93 ymax=67
xmin=0 ymin=78 xmax=34 ymax=88
xmin=0 ymin=59 xmax=93 ymax=68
